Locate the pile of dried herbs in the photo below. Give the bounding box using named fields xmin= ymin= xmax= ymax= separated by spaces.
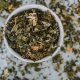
xmin=0 ymin=0 xmax=22 ymax=13
xmin=5 ymin=9 xmax=60 ymax=61
xmin=0 ymin=27 xmax=3 ymax=44
xmin=64 ymin=60 xmax=77 ymax=80
xmin=0 ymin=27 xmax=3 ymax=49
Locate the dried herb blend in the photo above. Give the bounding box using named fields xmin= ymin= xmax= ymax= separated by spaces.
xmin=0 ymin=0 xmax=22 ymax=13
xmin=5 ymin=9 xmax=60 ymax=61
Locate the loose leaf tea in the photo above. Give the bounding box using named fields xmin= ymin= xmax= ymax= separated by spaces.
xmin=5 ymin=9 xmax=60 ymax=61
xmin=0 ymin=0 xmax=22 ymax=13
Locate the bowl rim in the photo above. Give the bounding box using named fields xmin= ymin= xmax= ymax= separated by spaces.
xmin=3 ymin=4 xmax=64 ymax=63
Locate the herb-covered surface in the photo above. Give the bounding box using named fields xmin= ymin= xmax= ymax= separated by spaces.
xmin=5 ymin=8 xmax=59 ymax=61
xmin=0 ymin=0 xmax=80 ymax=80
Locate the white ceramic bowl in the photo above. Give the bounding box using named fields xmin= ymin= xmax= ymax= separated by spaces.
xmin=4 ymin=4 xmax=64 ymax=63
